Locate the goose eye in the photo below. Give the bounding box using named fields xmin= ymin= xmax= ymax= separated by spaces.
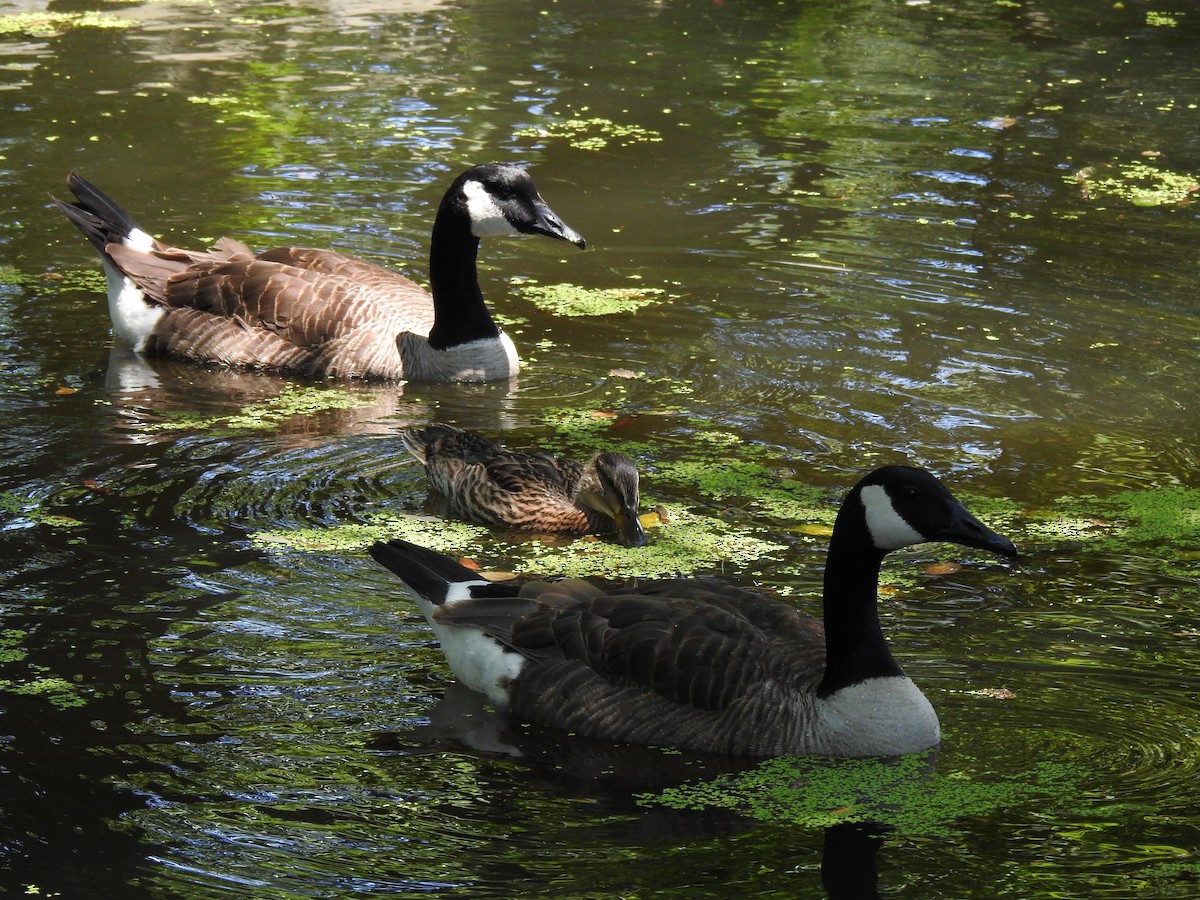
xmin=900 ymin=485 xmax=919 ymax=498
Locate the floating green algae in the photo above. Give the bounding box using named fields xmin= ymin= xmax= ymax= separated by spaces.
xmin=149 ymin=385 xmax=374 ymax=432
xmin=1145 ymin=11 xmax=1181 ymax=27
xmin=641 ymin=751 xmax=1085 ymax=837
xmin=53 ymin=268 xmax=109 ymax=294
xmin=0 ymin=629 xmax=27 ymax=665
xmin=0 ymin=11 xmax=136 ymax=38
xmin=1 ymin=265 xmax=106 ymax=295
xmin=0 ymin=492 xmax=83 ymax=530
xmin=187 ymin=94 xmax=272 ymax=121
xmin=515 ymin=116 xmax=662 ymax=151
xmin=514 ymin=280 xmax=665 ymax=317
xmin=253 ymin=513 xmax=489 ymax=555
xmin=1074 ymin=160 xmax=1198 ymax=207
xmin=0 ymin=632 xmax=88 ymax=709
xmin=657 ymin=458 xmax=828 ymax=509
xmin=1032 ymin=486 xmax=1200 ymax=550
xmin=513 ymin=504 xmax=786 ymax=579
xmin=0 ymin=675 xmax=88 ymax=709
xmin=252 ymin=503 xmax=786 ymax=580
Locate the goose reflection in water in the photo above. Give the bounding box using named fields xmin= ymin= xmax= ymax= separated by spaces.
xmin=370 ymin=680 xmax=918 ymax=899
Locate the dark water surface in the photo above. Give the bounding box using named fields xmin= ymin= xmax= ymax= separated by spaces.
xmin=2 ymin=0 xmax=1199 ymax=896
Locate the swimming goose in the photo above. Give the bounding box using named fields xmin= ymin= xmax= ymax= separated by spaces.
xmin=52 ymin=164 xmax=585 ymax=382
xmin=400 ymin=424 xmax=647 ymax=547
xmin=369 ymin=465 xmax=1017 ymax=757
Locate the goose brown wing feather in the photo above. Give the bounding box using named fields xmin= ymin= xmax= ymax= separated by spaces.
xmin=159 ymin=257 xmax=430 ymax=345
xmin=256 ymin=247 xmax=425 ymax=293
xmin=143 ymin=307 xmax=314 ymax=371
xmin=107 ymin=243 xmax=435 ymax=346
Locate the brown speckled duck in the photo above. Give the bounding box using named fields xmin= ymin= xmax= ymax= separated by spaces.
xmin=52 ymin=164 xmax=585 ymax=382
xmin=400 ymin=424 xmax=647 ymax=547
xmin=369 ymin=466 xmax=1017 ymax=757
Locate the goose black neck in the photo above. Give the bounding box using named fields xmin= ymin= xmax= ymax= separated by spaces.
xmin=426 ymin=212 xmax=501 ymax=351
xmin=817 ymin=511 xmax=905 ymax=697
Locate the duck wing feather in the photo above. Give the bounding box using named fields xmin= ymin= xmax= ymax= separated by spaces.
xmin=432 ymin=455 xmax=585 ymax=529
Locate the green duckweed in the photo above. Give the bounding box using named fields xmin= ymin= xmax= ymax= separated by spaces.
xmin=515 ymin=116 xmax=662 ymax=151
xmin=1075 ymin=160 xmax=1198 ymax=207
xmin=515 ymin=281 xmax=665 ymax=317
xmin=0 ymin=11 xmax=136 ymax=37
xmin=642 ymin=751 xmax=1085 ymax=837
xmin=150 ymin=385 xmax=374 ymax=432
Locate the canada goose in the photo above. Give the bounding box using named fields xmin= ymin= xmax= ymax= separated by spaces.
xmin=400 ymin=424 xmax=647 ymax=547
xmin=52 ymin=164 xmax=585 ymax=382
xmin=368 ymin=465 xmax=1017 ymax=757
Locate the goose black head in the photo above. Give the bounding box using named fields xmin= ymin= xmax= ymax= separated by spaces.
xmin=854 ymin=465 xmax=1017 ymax=557
xmin=455 ymin=163 xmax=586 ymax=248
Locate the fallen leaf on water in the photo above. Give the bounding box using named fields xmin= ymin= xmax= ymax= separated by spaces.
xmin=924 ymin=562 xmax=962 ymax=576
xmin=458 ymin=557 xmax=481 ymax=570
xmin=974 ymin=688 xmax=1016 ymax=700
xmin=55 ymin=386 xmax=77 ymax=396
xmin=639 ymin=510 xmax=665 ymax=528
xmin=81 ymin=478 xmax=111 ymax=495
xmin=796 ymin=523 xmax=835 ymax=537
xmin=480 ymin=571 xmax=519 ymax=582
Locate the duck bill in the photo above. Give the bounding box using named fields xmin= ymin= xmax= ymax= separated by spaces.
xmin=528 ymin=197 xmax=587 ymax=249
xmin=615 ymin=509 xmax=648 ymax=548
xmin=939 ymin=503 xmax=1018 ymax=558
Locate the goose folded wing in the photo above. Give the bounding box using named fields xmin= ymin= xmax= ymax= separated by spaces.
xmin=437 ymin=584 xmax=819 ymax=713
xmin=256 ymin=247 xmax=427 ymax=294
xmin=106 ymin=238 xmax=256 ymax=304
xmin=156 ymin=257 xmax=432 ymax=347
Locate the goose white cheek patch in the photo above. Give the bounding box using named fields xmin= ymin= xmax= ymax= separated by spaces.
xmin=859 ymin=484 xmax=925 ymax=550
xmin=462 ymin=179 xmax=519 ymax=237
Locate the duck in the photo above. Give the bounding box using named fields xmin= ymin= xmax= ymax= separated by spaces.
xmin=52 ymin=164 xmax=586 ymax=382
xmin=400 ymin=424 xmax=647 ymax=547
xmin=368 ymin=465 xmax=1017 ymax=757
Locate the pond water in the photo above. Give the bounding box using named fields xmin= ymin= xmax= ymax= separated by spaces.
xmin=2 ymin=0 xmax=1199 ymax=896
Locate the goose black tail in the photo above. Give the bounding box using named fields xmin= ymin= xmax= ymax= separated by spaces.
xmin=52 ymin=172 xmax=143 ymax=261
xmin=369 ymin=539 xmax=484 ymax=606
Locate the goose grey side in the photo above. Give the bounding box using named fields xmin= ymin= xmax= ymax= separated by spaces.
xmin=52 ymin=164 xmax=585 ymax=382
xmin=369 ymin=465 xmax=1017 ymax=758
xmin=400 ymin=424 xmax=647 ymax=546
